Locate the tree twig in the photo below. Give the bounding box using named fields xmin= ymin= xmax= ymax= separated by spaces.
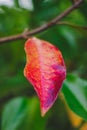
xmin=0 ymin=0 xmax=83 ymax=44
xmin=58 ymin=21 xmax=87 ymax=30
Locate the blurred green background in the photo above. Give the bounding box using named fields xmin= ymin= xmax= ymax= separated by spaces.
xmin=0 ymin=0 xmax=87 ymax=130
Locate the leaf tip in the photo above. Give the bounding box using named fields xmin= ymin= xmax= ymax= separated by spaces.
xmin=41 ymin=107 xmax=49 ymax=117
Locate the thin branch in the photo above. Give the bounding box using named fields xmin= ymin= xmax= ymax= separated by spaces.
xmin=58 ymin=21 xmax=87 ymax=30
xmin=0 ymin=0 xmax=83 ymax=44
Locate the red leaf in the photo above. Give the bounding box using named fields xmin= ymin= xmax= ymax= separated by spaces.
xmin=24 ymin=37 xmax=66 ymax=116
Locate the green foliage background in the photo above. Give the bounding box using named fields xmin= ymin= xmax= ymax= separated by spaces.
xmin=0 ymin=0 xmax=87 ymax=130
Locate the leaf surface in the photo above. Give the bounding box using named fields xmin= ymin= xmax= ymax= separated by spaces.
xmin=24 ymin=37 xmax=66 ymax=116
xmin=2 ymin=97 xmax=47 ymax=130
xmin=62 ymin=74 xmax=87 ymax=120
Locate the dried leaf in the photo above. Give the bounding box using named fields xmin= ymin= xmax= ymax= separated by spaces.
xmin=24 ymin=37 xmax=66 ymax=116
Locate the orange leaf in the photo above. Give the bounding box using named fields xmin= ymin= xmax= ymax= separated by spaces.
xmin=24 ymin=37 xmax=66 ymax=116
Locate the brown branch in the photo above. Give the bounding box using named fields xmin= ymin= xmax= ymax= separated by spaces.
xmin=0 ymin=0 xmax=83 ymax=44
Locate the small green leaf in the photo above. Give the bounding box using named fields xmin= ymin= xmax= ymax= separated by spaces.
xmin=2 ymin=97 xmax=47 ymax=130
xmin=62 ymin=74 xmax=87 ymax=120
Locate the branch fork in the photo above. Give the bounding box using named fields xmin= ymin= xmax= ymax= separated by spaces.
xmin=0 ymin=0 xmax=83 ymax=44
